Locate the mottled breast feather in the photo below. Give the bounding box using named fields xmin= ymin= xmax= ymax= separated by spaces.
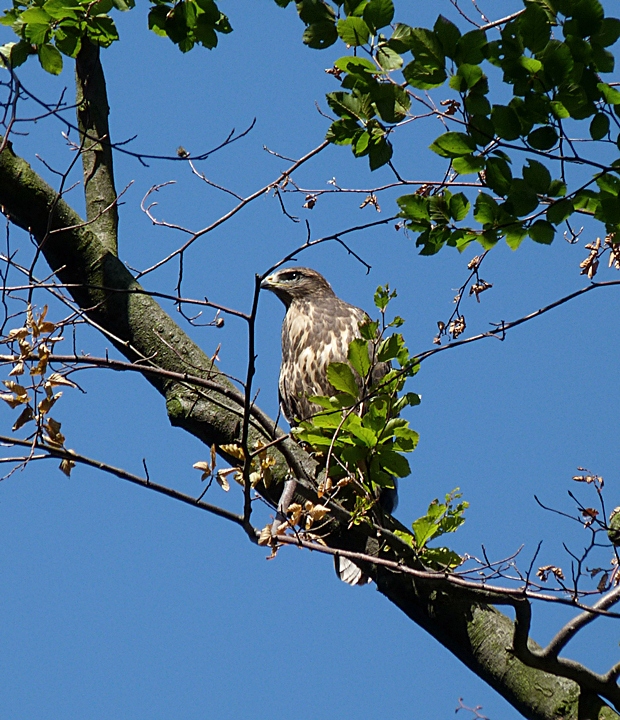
xmin=279 ymin=295 xmax=376 ymax=424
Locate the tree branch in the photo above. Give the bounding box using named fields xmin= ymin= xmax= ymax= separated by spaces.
xmin=75 ymin=40 xmax=118 ymax=254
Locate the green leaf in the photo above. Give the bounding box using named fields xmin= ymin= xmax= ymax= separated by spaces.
xmin=474 ymin=192 xmax=499 ymax=225
xmin=353 ymin=130 xmax=370 ymax=156
xmin=506 ymin=179 xmax=538 ymax=217
xmin=327 ymin=362 xmax=359 ymax=397
xmin=54 ymin=27 xmax=81 ymax=56
xmin=298 ymin=0 xmax=335 ymax=24
xmin=505 ymin=223 xmax=527 ymax=250
xmin=550 ymin=100 xmax=570 ymax=119
xmin=592 ymin=44 xmax=614 ymax=73
xmin=20 ymin=7 xmax=52 ymax=23
xmin=573 ymin=189 xmax=600 ymax=213
xmin=520 ymin=56 xmax=542 ymax=73
xmin=195 ymin=20 xmax=218 ymax=49
xmin=326 ymin=118 xmax=361 ymax=145
xmin=455 ymin=29 xmax=487 ymax=64
xmin=491 ymin=105 xmax=521 ymax=141
xmin=598 ymin=82 xmax=620 ymax=105
xmin=410 ymin=27 xmax=444 ymax=67
xmin=548 ymin=179 xmax=567 ymax=197
xmin=464 ymin=92 xmax=491 ymax=116
xmin=362 ymin=0 xmax=393 ymax=32
xmin=485 ymin=156 xmax=512 ymax=195
xmin=452 ymin=154 xmax=485 ymax=175
xmin=393 ymin=529 xmax=414 ymax=547
xmin=371 ymin=84 xmax=410 ymax=123
xmin=37 ymin=43 xmax=62 ymax=74
xmin=423 ymin=547 xmax=463 ymax=570
xmin=376 ymin=45 xmax=402 ymax=70
xmin=402 ymin=60 xmax=446 ymax=89
xmin=528 ymin=219 xmax=555 ymax=244
xmin=388 ymin=23 xmax=415 ymax=53
xmin=24 ymin=22 xmax=50 ymax=44
xmin=429 ymin=131 xmax=476 ymax=158
xmin=303 ymin=20 xmax=338 ymax=48
xmin=393 ymin=426 xmax=419 ymax=452
xmin=348 ymin=422 xmax=377 ymax=447
xmin=326 ymin=91 xmax=366 ymax=120
xmin=518 ymin=3 xmax=551 ymax=52
xmin=468 ymin=114 xmax=495 ymax=146
xmin=449 ymin=192 xmax=470 ymax=221
xmin=359 ymin=319 xmax=379 ymax=340
xmin=397 ymin=194 xmax=430 ymax=223
xmin=377 ymin=334 xmax=402 ymax=362
xmin=522 ymin=160 xmax=551 ymax=195
xmin=2 ymin=41 xmax=30 ymax=68
xmin=42 ymin=0 xmax=80 ymax=19
xmin=527 ymin=126 xmax=558 ymax=150
xmin=334 ymin=55 xmax=377 ymax=74
xmin=374 ymin=285 xmax=393 ymax=311
xmin=595 ymin=194 xmax=620 ymax=224
xmin=376 ymin=448 xmax=410 ymax=477
xmin=571 ymin=0 xmax=604 ymax=38
xmin=546 ymin=199 xmax=574 ymax=224
xmin=412 ymin=513 xmax=442 ymax=547
xmin=368 ymin=135 xmax=392 ymax=170
xmin=590 ymin=112 xmax=610 ymax=140
xmin=434 ymin=15 xmax=460 ymax=59
xmin=457 ymin=63 xmax=483 ymax=89
xmin=541 ymin=40 xmax=574 ymax=86
xmin=148 ymin=5 xmax=168 ymax=36
xmin=596 ymin=174 xmax=620 ymax=196
xmin=594 ymin=18 xmax=620 ymax=48
xmin=337 ymin=16 xmax=370 ymax=46
xmin=348 ymin=338 xmax=371 ymax=377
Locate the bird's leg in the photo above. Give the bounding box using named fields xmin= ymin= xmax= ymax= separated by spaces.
xmin=271 ymin=476 xmax=297 ymax=536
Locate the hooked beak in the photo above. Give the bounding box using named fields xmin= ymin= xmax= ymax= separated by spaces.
xmin=260 ymin=275 xmax=277 ymax=290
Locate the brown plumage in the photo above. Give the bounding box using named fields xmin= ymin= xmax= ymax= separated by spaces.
xmin=261 ymin=267 xmax=397 ymax=584
xmin=261 ymin=267 xmax=370 ymax=424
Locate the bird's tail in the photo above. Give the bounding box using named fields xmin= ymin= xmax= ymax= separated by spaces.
xmin=334 ymin=556 xmax=370 ymax=586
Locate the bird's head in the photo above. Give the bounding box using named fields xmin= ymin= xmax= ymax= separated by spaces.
xmin=260 ymin=267 xmax=335 ymax=308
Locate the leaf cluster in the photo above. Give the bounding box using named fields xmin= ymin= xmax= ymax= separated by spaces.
xmin=293 ymin=286 xmax=420 ymax=519
xmin=147 ymin=0 xmax=231 ymax=53
xmin=395 ymin=489 xmax=468 ymax=570
xmin=0 ymin=305 xmax=77 ymax=475
xmin=0 ymin=0 xmax=231 ymax=74
xmin=279 ymin=0 xmax=620 ymax=256
xmin=0 ymin=0 xmax=130 ymax=73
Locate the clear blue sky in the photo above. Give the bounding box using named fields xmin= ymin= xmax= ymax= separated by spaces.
xmin=0 ymin=1 xmax=619 ymax=718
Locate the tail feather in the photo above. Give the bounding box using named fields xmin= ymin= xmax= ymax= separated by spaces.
xmin=335 ymin=556 xmax=370 ymax=586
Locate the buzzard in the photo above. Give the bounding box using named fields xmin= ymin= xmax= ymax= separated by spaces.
xmin=261 ymin=267 xmax=397 ymax=584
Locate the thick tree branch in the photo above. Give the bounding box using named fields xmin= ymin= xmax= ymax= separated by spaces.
xmin=75 ymin=40 xmax=118 ymax=254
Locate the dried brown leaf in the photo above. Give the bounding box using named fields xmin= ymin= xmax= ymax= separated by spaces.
xmin=216 ymin=473 xmax=230 ymax=492
xmin=258 ymin=524 xmax=272 ymax=546
xmin=12 ymin=405 xmax=33 ymax=431
xmin=47 ymin=372 xmax=77 ymax=388
xmin=219 ymin=443 xmax=245 ymax=461
xmin=59 ymin=457 xmax=75 ymax=477
xmin=8 ymin=362 xmax=24 ymax=376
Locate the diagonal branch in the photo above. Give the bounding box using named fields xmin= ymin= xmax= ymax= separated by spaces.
xmin=0 ymin=434 xmax=247 ymax=528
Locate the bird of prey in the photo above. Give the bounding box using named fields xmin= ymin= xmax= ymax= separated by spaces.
xmin=261 ymin=266 xmax=397 ymax=584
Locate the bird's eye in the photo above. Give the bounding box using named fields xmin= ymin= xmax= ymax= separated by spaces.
xmin=283 ymin=271 xmax=299 ymax=282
